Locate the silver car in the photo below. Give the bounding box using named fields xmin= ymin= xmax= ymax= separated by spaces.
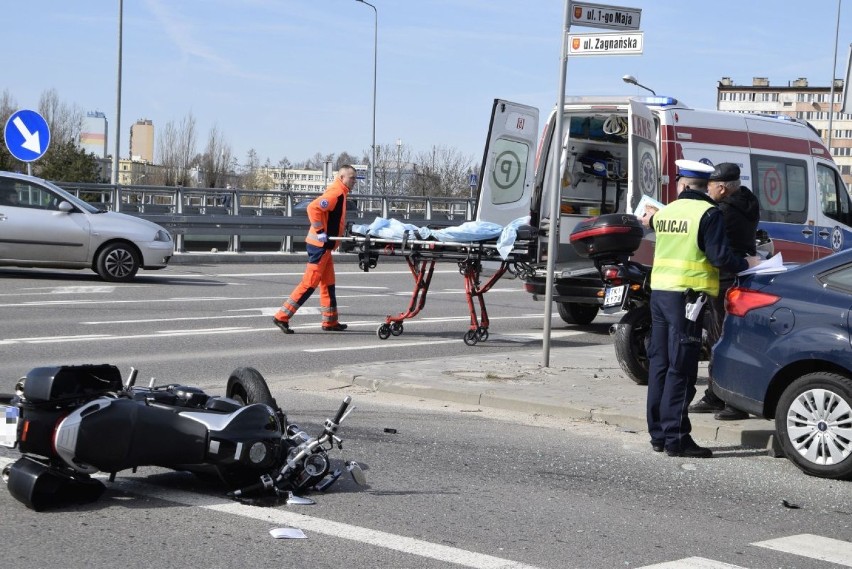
xmin=0 ymin=171 xmax=174 ymax=281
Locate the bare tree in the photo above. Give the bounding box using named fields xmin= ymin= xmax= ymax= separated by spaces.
xmin=335 ymin=152 xmax=357 ymax=169
xmin=0 ymin=90 xmax=19 ymax=171
xmin=156 ymin=112 xmax=197 ymax=186
xmin=38 ymin=88 xmax=83 ymax=144
xmin=198 ymin=125 xmax=233 ymax=188
xmin=411 ymin=145 xmax=474 ymax=198
xmin=371 ymin=142 xmax=412 ymax=196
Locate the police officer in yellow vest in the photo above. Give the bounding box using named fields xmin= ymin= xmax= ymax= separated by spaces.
xmin=647 ymin=160 xmax=760 ymax=458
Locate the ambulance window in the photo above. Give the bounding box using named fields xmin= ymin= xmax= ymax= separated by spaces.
xmin=818 ymin=163 xmax=852 ymax=225
xmin=752 ymin=157 xmax=807 ymax=224
xmin=488 ymin=138 xmax=530 ymax=205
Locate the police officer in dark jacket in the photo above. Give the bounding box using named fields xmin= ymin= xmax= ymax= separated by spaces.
xmin=647 ymin=160 xmax=759 ymax=458
xmin=689 ymin=163 xmax=760 ymax=420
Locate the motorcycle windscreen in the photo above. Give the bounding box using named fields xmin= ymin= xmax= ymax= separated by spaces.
xmin=475 ymin=99 xmax=539 ymax=227
xmin=626 ymin=99 xmax=659 ymax=215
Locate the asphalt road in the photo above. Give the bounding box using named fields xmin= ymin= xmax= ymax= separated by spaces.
xmin=0 ymin=259 xmax=616 ymax=386
xmin=0 ymin=262 xmax=850 ymax=569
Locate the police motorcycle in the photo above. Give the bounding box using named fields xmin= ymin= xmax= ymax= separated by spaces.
xmin=569 ymin=214 xmax=772 ymax=385
xmin=0 ymin=364 xmax=364 ymax=510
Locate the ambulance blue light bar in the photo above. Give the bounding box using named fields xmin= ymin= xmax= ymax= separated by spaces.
xmin=637 ymin=96 xmax=679 ymax=106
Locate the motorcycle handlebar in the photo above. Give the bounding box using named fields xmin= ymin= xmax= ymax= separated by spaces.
xmin=332 ymin=396 xmax=352 ymax=425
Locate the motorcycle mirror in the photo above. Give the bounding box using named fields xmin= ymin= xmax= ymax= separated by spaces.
xmin=286 ymin=491 xmax=315 ymax=506
xmin=347 ymin=461 xmax=366 ymax=486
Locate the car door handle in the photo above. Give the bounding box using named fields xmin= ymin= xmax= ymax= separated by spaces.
xmin=818 ymin=229 xmax=831 ymax=238
xmin=0 ymin=213 xmax=6 ymax=221
xmin=801 ymin=228 xmax=814 ymax=236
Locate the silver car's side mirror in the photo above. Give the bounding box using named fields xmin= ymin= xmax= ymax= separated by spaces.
xmin=58 ymin=201 xmax=74 ymax=213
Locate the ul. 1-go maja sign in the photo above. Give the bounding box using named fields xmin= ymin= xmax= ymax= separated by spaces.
xmin=567 ymin=1 xmax=643 ymax=57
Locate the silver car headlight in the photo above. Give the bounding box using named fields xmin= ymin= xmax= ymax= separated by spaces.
xmin=154 ymin=229 xmax=172 ymax=242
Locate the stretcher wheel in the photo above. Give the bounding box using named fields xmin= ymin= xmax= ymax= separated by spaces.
xmin=377 ymin=323 xmax=392 ymax=340
xmin=463 ymin=330 xmax=478 ymax=346
xmin=390 ymin=322 xmax=404 ymax=336
xmin=476 ymin=327 xmax=489 ymax=342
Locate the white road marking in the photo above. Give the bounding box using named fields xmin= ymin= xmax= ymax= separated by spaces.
xmin=305 ymin=339 xmax=461 ymax=352
xmin=636 ymin=558 xmax=745 ymax=568
xmin=754 ymin=534 xmax=852 ymax=566
xmin=0 ymin=288 xmax=522 ymax=308
xmin=0 ymin=457 xmax=541 ymax=569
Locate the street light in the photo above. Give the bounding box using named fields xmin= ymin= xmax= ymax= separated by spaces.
xmin=112 ymin=0 xmax=123 ymax=186
xmin=622 ymin=74 xmax=656 ymax=96
xmin=355 ymin=0 xmax=377 ymax=196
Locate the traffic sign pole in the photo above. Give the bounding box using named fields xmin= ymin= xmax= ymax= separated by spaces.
xmin=542 ymin=0 xmax=643 ymax=367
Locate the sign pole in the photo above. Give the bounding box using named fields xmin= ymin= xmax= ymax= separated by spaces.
xmin=542 ymin=0 xmax=573 ymax=367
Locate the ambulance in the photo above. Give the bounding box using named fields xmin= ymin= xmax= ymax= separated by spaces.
xmin=475 ymin=96 xmax=852 ymax=324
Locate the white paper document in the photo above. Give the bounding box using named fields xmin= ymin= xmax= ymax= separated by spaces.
xmin=269 ymin=528 xmax=308 ymax=539
xmin=632 ymin=195 xmax=664 ymax=217
xmin=737 ymin=252 xmax=786 ymax=276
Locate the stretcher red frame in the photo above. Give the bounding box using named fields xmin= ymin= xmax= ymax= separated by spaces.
xmin=332 ymin=230 xmax=535 ymax=345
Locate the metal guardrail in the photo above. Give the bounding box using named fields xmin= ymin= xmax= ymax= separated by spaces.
xmin=58 ymin=182 xmax=476 ymax=253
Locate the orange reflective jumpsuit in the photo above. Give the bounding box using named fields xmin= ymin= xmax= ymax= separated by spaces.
xmin=274 ymin=177 xmax=349 ymax=328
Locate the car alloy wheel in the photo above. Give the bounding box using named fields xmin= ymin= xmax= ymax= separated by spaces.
xmin=776 ymin=372 xmax=852 ymax=479
xmin=95 ymin=243 xmax=140 ymax=282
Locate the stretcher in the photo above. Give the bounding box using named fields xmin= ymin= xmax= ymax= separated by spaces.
xmin=333 ymin=226 xmax=537 ymax=345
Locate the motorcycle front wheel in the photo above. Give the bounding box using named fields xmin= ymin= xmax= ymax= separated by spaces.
xmin=226 ymin=367 xmax=276 ymax=407
xmin=612 ymin=306 xmax=651 ymax=385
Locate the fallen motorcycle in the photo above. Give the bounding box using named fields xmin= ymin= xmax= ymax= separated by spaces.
xmin=0 ymin=364 xmax=364 ymax=510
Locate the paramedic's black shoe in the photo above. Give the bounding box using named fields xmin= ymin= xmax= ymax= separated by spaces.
xmin=322 ymin=323 xmax=348 ymax=332
xmin=714 ymin=406 xmax=749 ymax=421
xmin=689 ymin=396 xmax=725 ymax=413
xmin=651 ymin=441 xmax=664 ymax=453
xmin=666 ymin=441 xmax=713 ymax=459
xmin=273 ymin=318 xmax=293 ymax=334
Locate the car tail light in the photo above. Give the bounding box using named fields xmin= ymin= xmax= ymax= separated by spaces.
xmin=725 ymin=286 xmax=780 ymax=317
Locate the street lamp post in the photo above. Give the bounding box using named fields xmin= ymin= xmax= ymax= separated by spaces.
xmin=622 ymin=74 xmax=656 ymax=96
xmin=112 ymin=0 xmax=123 ymax=187
xmin=355 ymin=0 xmax=377 ymax=196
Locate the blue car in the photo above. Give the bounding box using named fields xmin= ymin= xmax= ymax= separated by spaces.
xmin=712 ymin=250 xmax=852 ymax=480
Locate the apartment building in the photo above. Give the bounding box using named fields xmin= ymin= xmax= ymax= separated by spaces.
xmin=129 ymin=119 xmax=155 ymax=163
xmin=717 ymin=77 xmax=852 ymax=188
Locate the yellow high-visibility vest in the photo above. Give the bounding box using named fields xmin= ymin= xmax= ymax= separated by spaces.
xmin=652 ymin=199 xmax=719 ymax=296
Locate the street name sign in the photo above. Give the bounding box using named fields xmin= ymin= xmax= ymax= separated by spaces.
xmin=4 ymin=109 xmax=51 ymax=162
xmin=567 ymin=31 xmax=644 ymax=56
xmin=569 ymin=2 xmax=641 ymax=31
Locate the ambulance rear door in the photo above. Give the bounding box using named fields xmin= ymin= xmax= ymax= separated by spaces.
xmin=626 ymin=99 xmax=659 ymax=215
xmin=475 ymin=99 xmax=539 ymax=227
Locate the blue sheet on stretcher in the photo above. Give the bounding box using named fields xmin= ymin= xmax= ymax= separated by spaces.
xmin=350 ymin=216 xmax=531 ymax=260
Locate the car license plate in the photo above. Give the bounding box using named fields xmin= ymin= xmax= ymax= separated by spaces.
xmin=603 ymin=285 xmax=626 ymax=309
xmin=0 ymin=405 xmax=19 ymax=448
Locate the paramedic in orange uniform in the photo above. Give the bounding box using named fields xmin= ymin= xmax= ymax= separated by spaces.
xmin=273 ymin=165 xmax=356 ymax=333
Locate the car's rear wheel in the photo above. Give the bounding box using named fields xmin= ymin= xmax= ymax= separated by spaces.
xmin=776 ymin=372 xmax=852 ymax=480
xmin=95 ymin=242 xmax=140 ymax=282
xmin=556 ymin=302 xmax=599 ymax=325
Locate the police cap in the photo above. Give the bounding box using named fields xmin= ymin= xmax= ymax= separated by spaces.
xmin=674 ymin=159 xmax=714 ymax=179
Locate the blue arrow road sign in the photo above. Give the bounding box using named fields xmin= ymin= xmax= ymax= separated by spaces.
xmin=4 ymin=109 xmax=51 ymax=162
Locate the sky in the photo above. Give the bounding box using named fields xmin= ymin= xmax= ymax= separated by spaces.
xmin=5 ymin=0 xmax=852 ymax=168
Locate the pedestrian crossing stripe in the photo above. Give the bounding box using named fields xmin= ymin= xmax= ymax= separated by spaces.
xmin=637 ymin=534 xmax=852 ymax=568
xmin=636 ymin=557 xmax=744 ymax=568
xmin=754 ymin=534 xmax=852 ymax=567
